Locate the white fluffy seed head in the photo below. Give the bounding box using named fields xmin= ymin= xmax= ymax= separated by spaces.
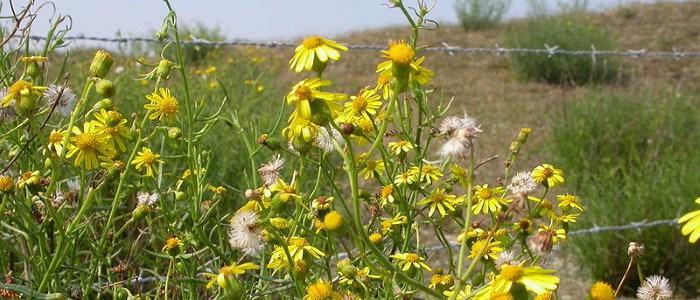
xmin=228 ymin=210 xmax=264 ymax=255
xmin=508 ymin=171 xmax=537 ymax=194
xmin=44 ymin=84 xmax=76 ymax=117
xmin=637 ymin=275 xmax=673 ymax=300
xmin=258 ymin=154 xmax=285 ymax=186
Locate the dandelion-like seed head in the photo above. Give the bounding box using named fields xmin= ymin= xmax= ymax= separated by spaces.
xmin=44 ymin=84 xmax=76 ymax=117
xmin=508 ymin=171 xmax=537 ymax=194
xmin=258 ymin=154 xmax=285 ymax=186
xmin=386 ymin=41 xmax=415 ymax=66
xmin=137 ymin=191 xmax=159 ymax=207
xmin=229 ymin=210 xmax=264 ymax=255
xmin=637 ymin=275 xmax=673 ymax=300
xmin=495 ymin=250 xmax=518 ymax=268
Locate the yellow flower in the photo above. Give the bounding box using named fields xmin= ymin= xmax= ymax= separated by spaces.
xmin=132 ymin=147 xmax=163 ymax=177
xmin=359 ymin=159 xmax=385 ymax=180
xmin=339 ymin=266 xmax=380 ymax=286
xmin=375 ymin=72 xmax=394 ymax=100
xmin=557 ymin=213 xmax=580 ymax=223
xmin=538 ymin=225 xmax=567 ymax=244
xmin=429 ymin=274 xmax=455 ymax=289
xmin=162 ymin=236 xmax=183 ymax=254
xmin=269 ymin=175 xmax=301 ymax=203
xmin=144 ymin=88 xmax=179 ymax=121
xmin=369 ymin=232 xmax=383 ymax=244
xmin=410 ymin=163 xmax=443 ymax=185
xmin=286 ymin=78 xmax=346 ymax=121
xmin=390 ymin=252 xmax=432 ymax=272
xmin=417 ymin=188 xmax=462 ymax=217
xmin=304 ymin=280 xmax=342 ymax=300
xmin=1 ymin=80 xmax=46 ymax=107
xmin=343 ymin=87 xmax=382 ymax=121
xmin=206 ymin=262 xmax=259 ymax=289
xmin=66 ymin=122 xmax=115 ymax=170
xmin=382 ymin=40 xmax=415 ymax=67
xmin=534 ymin=292 xmax=553 ymax=300
xmin=267 ymin=237 xmax=325 ymax=272
xmin=0 ymin=175 xmax=14 ymax=193
xmin=469 ymin=239 xmax=503 ymax=261
xmin=388 ymin=140 xmax=413 ymax=155
xmin=381 ymin=213 xmax=407 ymax=234
xmin=457 ymin=227 xmax=486 ymax=243
xmin=532 ymin=164 xmax=564 ymax=188
xmin=378 ymin=184 xmax=395 ymax=206
xmin=443 ymin=284 xmax=472 ymax=300
xmin=17 ymin=170 xmax=40 ymax=189
xmin=92 ymin=109 xmax=130 ymax=152
xmin=47 ymin=129 xmax=65 ymax=155
xmin=491 ymin=264 xmax=559 ymax=295
xmin=679 ymin=197 xmax=700 ymax=243
xmin=323 ymin=210 xmax=343 ymax=231
xmin=472 ymin=184 xmax=512 ymax=215
xmin=290 ymin=35 xmax=347 ymax=73
xmin=589 ymin=281 xmax=615 ymax=300
xmin=394 ymin=170 xmax=418 ymax=186
xmin=20 ymin=55 xmax=49 ymax=63
xmin=556 ymin=194 xmax=583 ymax=211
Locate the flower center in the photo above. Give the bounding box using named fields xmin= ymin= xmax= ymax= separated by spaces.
xmin=302 ymin=36 xmax=324 ymax=49
xmin=405 ymin=253 xmax=420 ymax=263
xmin=478 ymin=188 xmax=492 ymax=199
xmin=142 ymin=152 xmax=158 ymax=164
xmin=307 ymin=282 xmax=332 ymax=299
xmin=542 ymin=167 xmax=554 ymax=178
xmin=366 ymin=160 xmax=376 ymax=170
xmin=291 ymin=238 xmax=307 ymax=248
xmin=490 ymin=293 xmax=514 ymax=300
xmin=75 ymin=132 xmax=99 ymax=151
xmin=49 ymin=132 xmax=64 ymax=143
xmin=295 ymin=85 xmax=313 ymax=101
xmin=377 ymin=73 xmax=392 ymax=86
xmin=500 ymin=265 xmax=524 ymax=281
xmin=159 ymin=98 xmax=179 ymax=114
xmin=388 ymin=43 xmax=415 ymax=66
xmin=381 ymin=186 xmax=393 ymax=197
xmin=352 ymin=96 xmax=367 ymax=112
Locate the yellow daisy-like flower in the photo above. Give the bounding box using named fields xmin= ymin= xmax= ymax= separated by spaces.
xmin=394 ymin=170 xmax=418 ymax=186
xmin=206 ymin=262 xmax=259 ymax=289
xmin=417 ymin=188 xmax=462 ymax=217
xmin=268 ymin=175 xmax=301 ymax=203
xmin=532 ymin=164 xmax=564 ymax=188
xmin=556 ymin=194 xmax=583 ymax=211
xmin=534 ymin=292 xmax=553 ymax=300
xmin=369 ymin=232 xmax=383 ymax=244
xmin=343 ymin=87 xmax=382 ymax=121
xmin=290 ymin=35 xmax=347 ymax=73
xmin=468 ymin=239 xmax=503 ymax=261
xmin=267 ymin=237 xmax=325 ymax=272
xmin=378 ymin=184 xmax=395 ymax=206
xmin=381 ymin=213 xmax=408 ymax=234
xmin=131 ymin=147 xmax=163 ymax=177
xmin=17 ymin=170 xmax=40 ymax=189
xmin=410 ymin=163 xmax=443 ymax=185
xmin=381 ymin=40 xmax=415 ymax=67
xmin=491 ymin=264 xmax=559 ymax=295
xmin=323 ymin=210 xmax=343 ymax=231
xmin=0 ymin=175 xmax=14 ymax=193
xmin=376 ymin=41 xmax=434 ymax=85
xmin=443 ymin=284 xmax=472 ymax=300
xmin=92 ymin=109 xmax=130 ymax=152
xmin=589 ymin=281 xmax=615 ymax=300
xmin=162 ymin=236 xmax=183 ymax=254
xmin=144 ymin=88 xmax=179 ymax=121
xmin=1 ymin=80 xmax=46 ymax=107
xmin=66 ymin=122 xmax=115 ymax=170
xmin=47 ymin=129 xmax=65 ymax=155
xmin=472 ymin=184 xmax=512 ymax=215
xmin=359 ymin=159 xmax=385 ymax=180
xmin=304 ymin=280 xmax=342 ymax=300
xmin=375 ymin=72 xmax=395 ymax=100
xmin=390 ymin=252 xmax=432 ymax=272
xmin=679 ymin=197 xmax=700 ymax=243
xmin=339 ymin=266 xmax=380 ymax=286
xmin=286 ymin=78 xmax=346 ymax=121
xmin=388 ymin=140 xmax=413 ymax=155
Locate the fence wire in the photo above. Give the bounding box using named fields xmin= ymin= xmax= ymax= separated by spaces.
xmin=17 ymin=34 xmax=700 ymax=59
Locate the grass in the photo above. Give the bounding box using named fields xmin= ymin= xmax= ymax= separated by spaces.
xmin=551 ymin=90 xmax=700 ymax=296
xmin=454 ymin=0 xmax=510 ymax=31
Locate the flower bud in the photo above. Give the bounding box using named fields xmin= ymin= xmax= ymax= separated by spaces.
xmin=369 ymin=232 xmax=383 ymax=244
xmin=93 ymin=98 xmax=114 ymax=111
xmin=291 ymin=137 xmax=312 ymax=155
xmin=26 ymin=61 xmax=42 ymax=78
xmin=627 ymin=242 xmax=644 ymax=257
xmin=157 ymin=59 xmax=174 ymax=80
xmin=95 ymin=79 xmax=115 ymax=98
xmin=44 ymin=157 xmax=54 ymax=169
xmin=155 ymin=30 xmax=169 ymax=42
xmin=269 ymin=217 xmax=288 ymax=229
xmin=132 ymin=204 xmax=149 ymax=220
xmin=337 ymin=259 xmax=357 ymax=278
xmin=15 ymin=93 xmax=38 ymax=117
xmin=89 ymin=49 xmax=113 ymax=78
xmin=339 ymin=123 xmax=354 ymax=135
xmin=517 ymin=127 xmax=532 ymax=144
xmin=168 ymin=127 xmax=182 ymax=139
xmin=175 ymin=191 xmax=186 ymax=201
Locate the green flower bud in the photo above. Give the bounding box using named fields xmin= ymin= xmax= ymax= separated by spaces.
xmin=175 ymin=191 xmax=186 ymax=201
xmin=89 ymin=49 xmax=113 ymax=78
xmin=44 ymin=157 xmax=53 ymax=169
xmin=132 ymin=204 xmax=149 ymax=220
xmin=26 ymin=61 xmax=42 ymax=78
xmin=157 ymin=59 xmax=174 ymax=80
xmin=168 ymin=127 xmax=182 ymax=139
xmin=15 ymin=93 xmax=38 ymax=117
xmin=291 ymin=137 xmax=312 ymax=155
xmin=337 ymin=259 xmax=357 ymax=278
xmin=95 ymin=79 xmax=115 ymax=98
xmin=93 ymin=98 xmax=114 ymax=111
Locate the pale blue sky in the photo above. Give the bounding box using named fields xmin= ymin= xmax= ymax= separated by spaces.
xmin=20 ymin=0 xmax=657 ymax=44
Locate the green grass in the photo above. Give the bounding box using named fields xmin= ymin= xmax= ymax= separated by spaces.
xmin=550 ymin=90 xmax=700 ymax=296
xmin=454 ymin=0 xmax=510 ymax=31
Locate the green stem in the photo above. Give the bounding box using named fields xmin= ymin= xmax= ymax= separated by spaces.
xmin=451 ymin=143 xmax=474 ymax=300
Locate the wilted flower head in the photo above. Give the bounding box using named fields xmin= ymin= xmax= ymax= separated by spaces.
xmin=258 ymin=154 xmax=285 ymax=186
xmin=438 ymin=114 xmax=482 ymax=160
xmin=137 ymin=191 xmax=160 ymax=207
xmin=628 ymin=242 xmax=644 ymax=257
xmin=508 ymin=171 xmax=537 ymax=195
xmin=314 ymin=126 xmax=343 ymax=152
xmin=495 ymin=250 xmax=519 ymax=268
xmin=44 ymin=84 xmax=76 ymax=117
xmin=637 ymin=275 xmax=673 ymax=300
xmin=228 ymin=210 xmax=264 ymax=255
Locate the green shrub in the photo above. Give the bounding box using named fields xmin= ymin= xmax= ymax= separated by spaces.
xmin=551 ymin=91 xmax=700 ymax=296
xmin=455 ymin=0 xmax=510 ymax=31
xmin=504 ymin=15 xmax=620 ymax=85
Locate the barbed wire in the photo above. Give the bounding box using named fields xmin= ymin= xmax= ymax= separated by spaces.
xmin=18 ymin=34 xmax=700 ymax=59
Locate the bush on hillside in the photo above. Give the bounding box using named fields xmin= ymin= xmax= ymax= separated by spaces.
xmin=455 ymin=0 xmax=510 ymax=31
xmin=504 ymin=15 xmax=620 ymax=85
